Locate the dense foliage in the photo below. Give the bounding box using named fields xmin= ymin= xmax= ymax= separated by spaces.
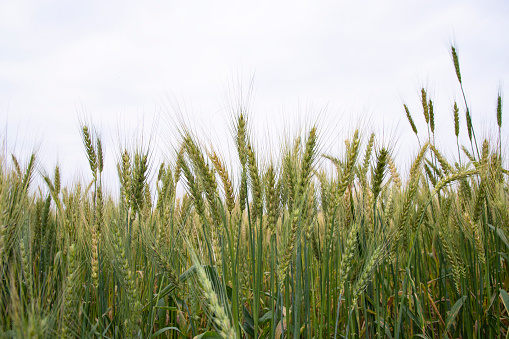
xmin=0 ymin=47 xmax=508 ymax=338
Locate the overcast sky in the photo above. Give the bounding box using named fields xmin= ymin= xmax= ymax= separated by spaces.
xmin=1 ymin=0 xmax=508 ymax=188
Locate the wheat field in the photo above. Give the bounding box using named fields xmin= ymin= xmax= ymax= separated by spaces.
xmin=0 ymin=46 xmax=507 ymax=338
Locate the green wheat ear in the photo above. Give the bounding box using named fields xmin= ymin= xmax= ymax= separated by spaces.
xmin=265 ymin=164 xmax=279 ymax=236
xmin=451 ymin=45 xmax=462 ymax=84
xmin=429 ymin=99 xmax=435 ymax=133
xmin=453 ymin=102 xmax=460 ymax=137
xmin=81 ymin=125 xmax=97 ymax=177
xmin=209 ymin=150 xmax=235 ymax=215
xmin=466 ymin=108 xmax=473 ymax=142
xmin=53 ymin=165 xmax=60 ymax=195
xmin=497 ymin=91 xmax=502 ymax=128
xmin=362 ymin=132 xmax=375 ymax=171
xmin=404 ymin=104 xmax=418 ymax=136
xmin=371 ymin=148 xmax=388 ymax=201
xmin=96 ymin=138 xmax=103 ymax=174
xmin=247 ymin=141 xmax=262 ymax=222
xmin=11 ymin=154 xmax=21 ymax=176
xmin=421 ymin=88 xmax=429 ymax=124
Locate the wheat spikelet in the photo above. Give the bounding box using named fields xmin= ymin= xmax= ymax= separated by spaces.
xmin=415 ymin=196 xmax=431 ymax=233
xmin=184 ymin=136 xmax=218 ymax=198
xmin=147 ymin=240 xmax=179 ymax=286
xmin=234 ymin=114 xmax=249 ymax=216
xmin=157 ymin=162 xmax=165 ymax=183
xmin=326 ymin=181 xmax=338 ymax=245
xmin=372 ymin=148 xmax=388 ymax=200
xmin=174 ymin=145 xmax=185 ymax=184
xmin=404 ymin=104 xmax=418 ymax=136
xmin=453 ymin=102 xmax=460 ymax=137
xmin=298 ymin=129 xmax=319 ymax=242
xmin=495 ymin=199 xmax=509 ymax=233
xmin=436 ymin=199 xmax=462 ymax=293
xmin=298 ymin=127 xmax=318 ymax=197
xmin=247 ymin=142 xmax=262 ymax=224
xmin=430 ymin=169 xmax=477 ymax=197
xmin=472 ymin=184 xmax=485 ymax=224
xmin=156 ymin=164 xmax=170 ymax=219
xmin=383 ymin=186 xmax=396 ymax=227
xmin=11 ymin=154 xmax=21 ymax=177
xmin=118 ymin=149 xmax=131 ymax=208
xmin=238 ymin=170 xmax=248 ymax=214
xmin=125 ymin=269 xmax=141 ymax=336
xmin=21 ymin=153 xmax=36 ymax=192
xmin=362 ymin=133 xmax=376 ymax=177
xmin=211 ymin=226 xmax=222 ymax=271
xmin=317 ymin=171 xmax=330 ymax=226
xmin=278 ymin=208 xmax=300 ymax=287
xmin=96 ymin=137 xmax=103 ymax=174
xmin=96 ymin=185 xmax=104 ymax=233
xmin=33 ymin=195 xmax=51 ymax=263
xmin=283 ymin=150 xmax=296 ymax=212
xmin=479 ymin=139 xmax=490 ymax=183
xmin=430 ymin=144 xmax=453 ymax=175
xmin=142 ymin=183 xmax=152 ymax=220
xmin=391 ymin=143 xmax=429 ymax=256
xmin=62 ymin=243 xmax=77 ymax=338
xmin=179 ymin=153 xmax=209 ymax=231
xmin=53 ymin=165 xmax=61 ymax=195
xmin=265 ymin=164 xmax=279 ymax=236
xmin=81 ymin=126 xmax=97 ymax=178
xmin=409 ymin=142 xmax=429 ymax=180
xmin=0 ymin=224 xmax=5 ymax=268
xmin=342 ymin=187 xmax=353 ymax=231
xmin=461 ymin=145 xmax=476 ymax=164
xmin=209 ymin=150 xmax=235 ymax=215
xmin=364 ymin=187 xmax=374 ymax=238
xmin=311 ymin=226 xmax=321 ymax=262
xmin=131 ymin=152 xmax=148 ymax=214
xmin=470 ymin=143 xmax=489 ymax=223
xmin=421 ymin=88 xmax=429 ymax=124
xmin=490 ymin=153 xmax=504 ymax=183
xmin=424 ymin=163 xmax=437 ymax=187
xmin=90 ymin=221 xmax=99 ymax=288
xmin=322 ymin=154 xmax=341 ymax=172
xmin=304 ymin=183 xmax=317 ymax=241
xmin=466 ymin=108 xmax=473 ymax=142
xmin=451 ymin=215 xmax=467 ymax=278
xmin=236 ymin=114 xmax=248 ymax=167
xmin=463 ymin=212 xmax=486 ymax=265
xmin=324 ymin=181 xmax=340 ymax=244
xmin=189 ymin=245 xmax=235 ymax=338
xmin=338 ymin=221 xmax=360 ymax=294
xmin=337 ymin=130 xmax=360 ymax=198
xmin=19 ymin=239 xmax=31 ymax=298
xmin=451 ymin=46 xmax=462 ymax=84
xmin=110 ymin=218 xmax=141 ymax=336
xmin=388 ymin=155 xmax=401 ymax=190
xmin=352 ymin=242 xmax=386 ymax=303
xmin=429 ymin=99 xmax=435 ymax=133
xmin=497 ymin=92 xmax=503 ymax=128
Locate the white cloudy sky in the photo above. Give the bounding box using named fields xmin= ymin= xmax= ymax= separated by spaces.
xmin=1 ymin=0 xmax=508 ymax=187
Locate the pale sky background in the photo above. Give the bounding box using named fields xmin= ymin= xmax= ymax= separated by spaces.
xmin=1 ymin=0 xmax=508 ymax=190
